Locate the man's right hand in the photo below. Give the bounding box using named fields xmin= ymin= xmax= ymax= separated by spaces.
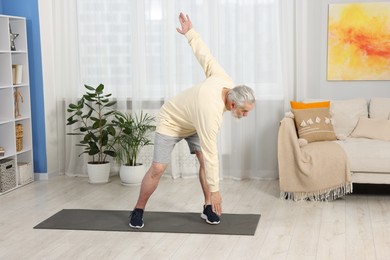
xmin=210 ymin=191 xmax=222 ymax=216
xmin=176 ymin=12 xmax=193 ymax=35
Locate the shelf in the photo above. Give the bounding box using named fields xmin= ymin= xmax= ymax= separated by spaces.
xmin=0 ymin=53 xmax=12 ymax=86
xmin=12 ymin=53 xmax=29 ymax=85
xmin=0 ymin=88 xmax=14 ymax=122
xmin=0 ymin=16 xmax=10 ymax=51
xmin=0 ymin=15 xmax=33 ymax=195
xmin=14 ymin=86 xmax=31 ymax=119
xmin=15 ymin=119 xmax=32 ymax=153
xmin=9 ymin=18 xmax=27 ymax=52
xmin=0 ymin=123 xmax=17 ymax=156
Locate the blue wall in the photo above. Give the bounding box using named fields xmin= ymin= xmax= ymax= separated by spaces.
xmin=1 ymin=0 xmax=47 ymax=174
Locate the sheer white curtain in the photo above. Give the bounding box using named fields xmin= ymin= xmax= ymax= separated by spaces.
xmin=51 ymin=0 xmax=86 ymax=176
xmin=53 ymin=0 xmax=296 ymax=180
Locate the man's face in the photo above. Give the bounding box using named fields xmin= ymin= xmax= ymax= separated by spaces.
xmin=231 ymin=102 xmax=254 ymax=119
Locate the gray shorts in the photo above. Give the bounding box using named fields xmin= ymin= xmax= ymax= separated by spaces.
xmin=153 ymin=132 xmax=201 ymax=164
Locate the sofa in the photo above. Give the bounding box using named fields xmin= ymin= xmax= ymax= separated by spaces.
xmin=278 ymin=97 xmax=390 ymax=201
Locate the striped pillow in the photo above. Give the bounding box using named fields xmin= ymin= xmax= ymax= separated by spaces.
xmin=292 ymin=108 xmax=336 ymax=143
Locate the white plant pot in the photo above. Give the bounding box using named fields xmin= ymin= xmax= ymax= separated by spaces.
xmin=87 ymin=162 xmax=110 ymax=184
xmin=119 ymin=164 xmax=146 ymax=186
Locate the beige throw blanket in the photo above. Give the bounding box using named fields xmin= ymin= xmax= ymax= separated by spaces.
xmin=278 ymin=118 xmax=352 ymax=201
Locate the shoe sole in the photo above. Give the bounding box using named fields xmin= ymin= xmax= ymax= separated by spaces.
xmin=129 ymin=222 xmax=144 ymax=229
xmin=200 ymin=213 xmax=220 ymax=225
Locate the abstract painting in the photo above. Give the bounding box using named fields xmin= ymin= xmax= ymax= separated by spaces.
xmin=327 ymin=2 xmax=390 ymax=80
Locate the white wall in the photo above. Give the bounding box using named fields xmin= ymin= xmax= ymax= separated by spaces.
xmin=305 ymin=0 xmax=390 ymax=100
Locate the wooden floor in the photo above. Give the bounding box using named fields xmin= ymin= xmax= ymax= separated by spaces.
xmin=0 ymin=175 xmax=389 ymax=260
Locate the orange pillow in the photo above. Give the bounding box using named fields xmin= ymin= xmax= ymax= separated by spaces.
xmin=290 ymin=100 xmax=330 ymax=109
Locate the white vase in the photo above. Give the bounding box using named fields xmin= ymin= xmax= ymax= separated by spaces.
xmin=119 ymin=164 xmax=146 ymax=186
xmin=87 ymin=162 xmax=110 ymax=184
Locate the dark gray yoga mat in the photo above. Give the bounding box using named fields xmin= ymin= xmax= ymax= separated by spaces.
xmin=34 ymin=209 xmax=260 ymax=236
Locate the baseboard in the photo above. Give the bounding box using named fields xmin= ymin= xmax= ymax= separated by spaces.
xmin=37 ymin=173 xmax=48 ymax=181
xmin=37 ymin=170 xmax=64 ymax=181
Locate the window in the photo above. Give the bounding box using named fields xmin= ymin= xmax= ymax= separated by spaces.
xmin=77 ymin=0 xmax=282 ymax=100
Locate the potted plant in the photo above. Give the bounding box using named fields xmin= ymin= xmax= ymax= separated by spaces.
xmin=113 ymin=110 xmax=156 ymax=185
xmin=66 ymin=83 xmax=117 ymax=184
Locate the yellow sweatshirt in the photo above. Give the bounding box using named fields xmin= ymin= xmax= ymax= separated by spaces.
xmin=156 ymin=29 xmax=234 ymax=192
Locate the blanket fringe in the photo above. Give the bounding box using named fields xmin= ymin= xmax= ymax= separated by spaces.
xmin=280 ymin=182 xmax=353 ymax=202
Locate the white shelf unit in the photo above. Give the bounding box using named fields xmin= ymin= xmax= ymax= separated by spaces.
xmin=0 ymin=15 xmax=34 ymax=195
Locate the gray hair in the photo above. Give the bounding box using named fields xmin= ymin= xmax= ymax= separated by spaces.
xmin=227 ymin=85 xmax=255 ymax=107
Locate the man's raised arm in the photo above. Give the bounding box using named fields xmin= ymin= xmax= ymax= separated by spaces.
xmin=176 ymin=12 xmax=231 ymax=80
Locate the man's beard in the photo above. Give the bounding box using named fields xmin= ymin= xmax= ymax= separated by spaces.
xmin=231 ymin=108 xmax=242 ymax=120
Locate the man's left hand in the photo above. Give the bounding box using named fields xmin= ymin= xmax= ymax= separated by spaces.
xmin=210 ymin=191 xmax=222 ymax=216
xmin=176 ymin=12 xmax=193 ymax=35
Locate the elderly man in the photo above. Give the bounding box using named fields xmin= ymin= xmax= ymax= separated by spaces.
xmin=129 ymin=12 xmax=255 ymax=228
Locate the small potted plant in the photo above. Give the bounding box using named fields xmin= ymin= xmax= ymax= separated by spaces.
xmin=66 ymin=83 xmax=117 ymax=183
xmin=113 ymin=110 xmax=156 ymax=185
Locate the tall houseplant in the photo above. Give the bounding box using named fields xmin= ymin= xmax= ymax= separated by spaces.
xmin=113 ymin=111 xmax=156 ymax=185
xmin=66 ymin=83 xmax=117 ymax=183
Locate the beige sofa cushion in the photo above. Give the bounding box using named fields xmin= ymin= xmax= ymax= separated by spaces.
xmin=330 ymin=98 xmax=368 ymax=137
xmin=336 ymin=138 xmax=390 ymax=173
xmin=369 ymin=97 xmax=390 ymax=119
xmin=351 ymin=117 xmax=390 ymax=141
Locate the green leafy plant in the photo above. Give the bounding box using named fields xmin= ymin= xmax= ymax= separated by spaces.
xmin=113 ymin=111 xmax=156 ymax=166
xmin=66 ymin=84 xmax=117 ymax=164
